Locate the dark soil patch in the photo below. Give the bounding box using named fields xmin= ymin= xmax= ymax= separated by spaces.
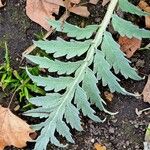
xmin=0 ymin=0 xmax=150 ymax=150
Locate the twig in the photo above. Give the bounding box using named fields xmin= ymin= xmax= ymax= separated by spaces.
xmin=22 ymin=11 xmax=69 ymax=59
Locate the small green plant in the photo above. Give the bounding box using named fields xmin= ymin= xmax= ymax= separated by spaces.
xmin=0 ymin=43 xmax=45 ymax=108
xmin=24 ymin=0 xmax=150 ymax=149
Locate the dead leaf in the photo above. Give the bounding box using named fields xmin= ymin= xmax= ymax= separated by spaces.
xmin=0 ymin=0 xmax=6 ymax=8
xmin=26 ymin=0 xmax=60 ymax=31
xmin=104 ymin=91 xmax=113 ymax=102
xmin=118 ymin=36 xmax=142 ymax=58
xmin=145 ymin=7 xmax=150 ymax=28
xmin=89 ymin=0 xmax=99 ymax=5
xmin=0 ymin=106 xmax=33 ymax=149
xmin=142 ymin=75 xmax=150 ymax=103
xmin=26 ymin=0 xmax=90 ymax=30
xmin=45 ymin=0 xmax=80 ymax=7
xmin=138 ymin=1 xmax=150 ymax=29
xmin=94 ymin=143 xmax=107 ymax=150
xmin=69 ymin=6 xmax=90 ymax=17
xmin=102 ymin=0 xmax=110 ymax=6
xmin=138 ymin=0 xmax=149 ymax=10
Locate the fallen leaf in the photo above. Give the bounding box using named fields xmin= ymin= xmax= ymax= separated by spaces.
xmin=142 ymin=75 xmax=150 ymax=103
xmin=89 ymin=0 xmax=99 ymax=5
xmin=138 ymin=1 xmax=150 ymax=28
xmin=145 ymin=7 xmax=150 ymax=28
xmin=45 ymin=0 xmax=80 ymax=7
xmin=94 ymin=143 xmax=107 ymax=150
xmin=102 ymin=0 xmax=110 ymax=6
xmin=0 ymin=106 xmax=33 ymax=149
xmin=104 ymin=91 xmax=113 ymax=102
xmin=26 ymin=0 xmax=90 ymax=30
xmin=0 ymin=0 xmax=6 ymax=8
xmin=138 ymin=0 xmax=149 ymax=10
xmin=26 ymin=0 xmax=60 ymax=31
xmin=118 ymin=36 xmax=142 ymax=58
xmin=69 ymin=6 xmax=90 ymax=17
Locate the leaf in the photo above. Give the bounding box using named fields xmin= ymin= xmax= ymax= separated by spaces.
xmin=94 ymin=143 xmax=107 ymax=150
xmin=0 ymin=0 xmax=5 ymax=8
xmin=0 ymin=106 xmax=33 ymax=149
xmin=69 ymin=6 xmax=90 ymax=17
xmin=26 ymin=55 xmax=83 ymax=75
xmin=138 ymin=1 xmax=150 ymax=28
xmin=102 ymin=0 xmax=110 ymax=6
xmin=48 ymin=19 xmax=99 ymax=39
xmin=26 ymin=0 xmax=60 ymax=31
xmin=34 ymin=39 xmax=92 ymax=58
xmin=94 ymin=50 xmax=129 ymax=94
xmin=118 ymin=0 xmax=150 ymax=16
xmin=142 ymin=75 xmax=150 ymax=103
xmin=101 ymin=32 xmax=141 ymax=80
xmin=118 ymin=36 xmax=142 ymax=58
xmin=24 ymin=0 xmax=143 ymax=149
xmin=104 ymin=91 xmax=113 ymax=102
xmin=26 ymin=69 xmax=73 ymax=92
xmin=89 ymin=0 xmax=99 ymax=5
xmin=45 ymin=0 xmax=80 ymax=6
xmin=82 ymin=68 xmax=106 ymax=111
xmin=112 ymin=14 xmax=150 ymax=39
xmin=26 ymin=0 xmax=90 ymax=30
xmin=74 ymin=86 xmax=101 ymax=122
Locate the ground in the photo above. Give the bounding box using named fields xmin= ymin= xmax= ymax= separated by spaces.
xmin=0 ymin=0 xmax=150 ymax=150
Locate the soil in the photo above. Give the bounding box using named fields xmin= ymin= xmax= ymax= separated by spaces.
xmin=0 ymin=0 xmax=150 ymax=150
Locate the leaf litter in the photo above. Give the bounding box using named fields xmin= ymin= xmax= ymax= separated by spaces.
xmin=0 ymin=105 xmax=34 ymax=149
xmin=0 ymin=0 xmax=6 ymax=8
xmin=118 ymin=36 xmax=142 ymax=58
xmin=26 ymin=0 xmax=90 ymax=30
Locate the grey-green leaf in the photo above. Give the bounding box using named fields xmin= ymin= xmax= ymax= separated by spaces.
xmin=94 ymin=50 xmax=129 ymax=94
xmin=26 ymin=69 xmax=73 ymax=92
xmin=101 ymin=31 xmax=141 ymax=80
xmin=112 ymin=14 xmax=150 ymax=39
xmin=26 ymin=55 xmax=83 ymax=75
xmin=64 ymin=103 xmax=83 ymax=131
xmin=74 ymin=86 xmax=102 ymax=122
xmin=82 ymin=67 xmax=106 ymax=111
xmin=119 ymin=0 xmax=150 ymax=16
xmin=34 ymin=39 xmax=91 ymax=59
xmin=56 ymin=120 xmax=74 ymax=143
xmin=48 ymin=20 xmax=99 ymax=40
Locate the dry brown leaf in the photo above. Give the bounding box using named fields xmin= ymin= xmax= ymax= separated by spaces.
xmin=145 ymin=7 xmax=150 ymax=28
xmin=94 ymin=143 xmax=107 ymax=150
xmin=26 ymin=0 xmax=60 ymax=31
xmin=46 ymin=0 xmax=80 ymax=6
xmin=138 ymin=1 xmax=150 ymax=28
xmin=0 ymin=106 xmax=33 ymax=149
xmin=69 ymin=6 xmax=90 ymax=17
xmin=26 ymin=0 xmax=90 ymax=30
xmin=0 ymin=0 xmax=6 ymax=8
xmin=104 ymin=91 xmax=114 ymax=102
xmin=142 ymin=75 xmax=150 ymax=103
xmin=102 ymin=0 xmax=110 ymax=6
xmin=89 ymin=0 xmax=99 ymax=5
xmin=118 ymin=36 xmax=141 ymax=58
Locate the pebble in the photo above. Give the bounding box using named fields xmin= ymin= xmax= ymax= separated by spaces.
xmin=109 ymin=127 xmax=115 ymax=134
xmin=90 ymin=139 xmax=95 ymax=143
